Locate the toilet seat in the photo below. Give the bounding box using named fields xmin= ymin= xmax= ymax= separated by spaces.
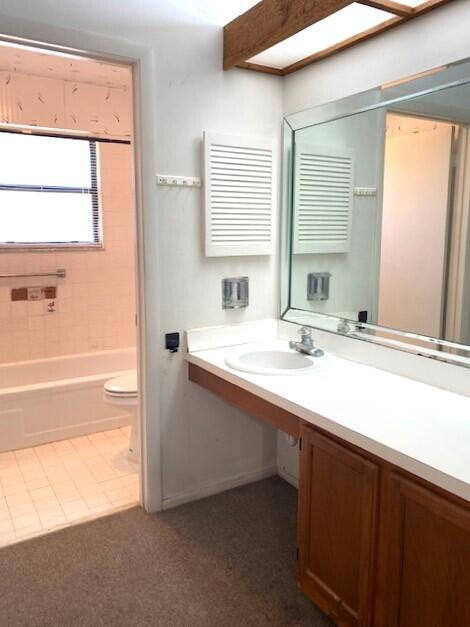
xmin=104 ymin=371 xmax=138 ymax=398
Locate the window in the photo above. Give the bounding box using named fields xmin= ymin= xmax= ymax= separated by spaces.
xmin=0 ymin=132 xmax=102 ymax=249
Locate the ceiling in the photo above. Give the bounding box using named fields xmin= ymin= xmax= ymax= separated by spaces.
xmin=224 ymin=0 xmax=455 ymax=76
xmin=0 ymin=42 xmax=132 ymax=89
xmin=0 ymin=0 xmax=261 ymax=31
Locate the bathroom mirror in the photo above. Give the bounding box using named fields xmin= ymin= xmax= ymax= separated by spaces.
xmin=282 ymin=58 xmax=470 ymax=367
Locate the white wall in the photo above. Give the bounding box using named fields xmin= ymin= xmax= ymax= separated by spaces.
xmin=152 ymin=24 xmax=282 ymax=507
xmin=0 ymin=8 xmax=283 ymax=510
xmin=280 ymin=0 xmax=470 ymax=486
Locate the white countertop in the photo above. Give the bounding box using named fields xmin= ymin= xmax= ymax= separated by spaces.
xmin=187 ymin=340 xmax=470 ymax=501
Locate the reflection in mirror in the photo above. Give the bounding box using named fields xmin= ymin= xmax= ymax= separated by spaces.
xmin=287 ymin=77 xmax=470 ymax=360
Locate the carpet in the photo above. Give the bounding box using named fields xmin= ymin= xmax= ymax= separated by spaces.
xmin=0 ymin=476 xmax=332 ymax=627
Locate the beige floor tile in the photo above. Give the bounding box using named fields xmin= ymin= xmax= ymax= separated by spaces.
xmin=0 ymin=518 xmax=14 ymax=534
xmin=21 ymin=468 xmax=48 ymax=483
xmin=54 ymin=488 xmax=82 ymax=505
xmin=25 ymin=477 xmax=51 ymax=491
xmin=0 ymin=506 xmax=11 ymax=522
xmin=87 ymin=432 xmax=107 ymax=442
xmin=64 ymin=510 xmax=91 ymax=523
xmin=41 ymin=517 xmax=67 ymax=530
xmin=38 ymin=505 xmax=66 ymax=524
xmin=97 ymin=477 xmax=124 ymax=493
xmin=0 ymin=466 xmax=23 ymax=481
xmin=83 ymin=493 xmax=110 ymax=508
xmin=61 ymin=498 xmax=88 ymax=516
xmin=14 ymin=524 xmax=43 ymax=540
xmin=76 ymin=482 xmax=104 ymax=498
xmin=0 ymin=452 xmax=16 ymax=463
xmin=91 ymin=468 xmax=117 ymax=483
xmin=0 ymin=530 xmax=16 ymax=545
xmin=88 ymin=503 xmax=113 ymax=515
xmin=6 ymin=491 xmax=33 ymax=507
xmin=34 ymin=495 xmax=60 ymax=512
xmin=2 ymin=482 xmax=28 ymax=497
xmin=0 ymin=428 xmax=137 ymax=547
xmin=29 ymin=486 xmax=56 ymax=502
xmin=12 ymin=512 xmax=40 ymax=531
xmin=105 ymin=486 xmax=136 ymax=505
xmin=8 ymin=502 xmax=37 ymax=519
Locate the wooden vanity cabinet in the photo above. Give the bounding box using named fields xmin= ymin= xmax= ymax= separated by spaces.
xmin=299 ymin=424 xmax=470 ymax=627
xmin=298 ymin=426 xmax=379 ymax=627
xmin=188 ymin=365 xmax=470 ymax=626
xmin=375 ymin=472 xmax=470 ymax=627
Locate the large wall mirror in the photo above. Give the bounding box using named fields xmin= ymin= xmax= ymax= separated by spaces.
xmin=282 ymin=58 xmax=470 ymax=367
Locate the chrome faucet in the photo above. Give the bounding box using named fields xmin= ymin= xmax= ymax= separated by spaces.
xmin=289 ymin=327 xmax=324 ymax=357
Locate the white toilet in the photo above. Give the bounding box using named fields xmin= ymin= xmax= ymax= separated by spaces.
xmin=103 ymin=370 xmax=138 ymax=462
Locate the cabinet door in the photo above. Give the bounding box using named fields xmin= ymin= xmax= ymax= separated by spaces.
xmin=376 ymin=473 xmax=470 ymax=627
xmin=298 ymin=426 xmax=379 ymax=626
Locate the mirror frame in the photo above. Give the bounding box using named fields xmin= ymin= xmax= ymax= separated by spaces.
xmin=281 ymin=57 xmax=470 ymax=368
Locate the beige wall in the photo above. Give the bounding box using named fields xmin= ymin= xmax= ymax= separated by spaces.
xmin=0 ymin=68 xmax=136 ymax=364
xmin=0 ymin=70 xmax=131 ymax=137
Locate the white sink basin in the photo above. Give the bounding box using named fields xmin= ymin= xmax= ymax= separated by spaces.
xmin=225 ymin=347 xmax=316 ymax=376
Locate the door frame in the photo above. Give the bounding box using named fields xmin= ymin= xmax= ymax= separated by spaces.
xmin=0 ymin=19 xmax=163 ymax=512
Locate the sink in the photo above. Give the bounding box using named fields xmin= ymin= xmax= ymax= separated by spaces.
xmin=225 ymin=347 xmax=316 ymax=376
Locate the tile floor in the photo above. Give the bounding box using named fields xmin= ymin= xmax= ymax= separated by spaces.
xmin=0 ymin=427 xmax=139 ymax=547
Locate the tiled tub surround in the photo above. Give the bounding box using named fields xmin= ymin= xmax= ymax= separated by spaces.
xmin=0 ymin=347 xmax=136 ymax=452
xmin=0 ymin=142 xmax=136 ymax=364
xmin=0 ymin=427 xmax=138 ymax=547
xmin=187 ymin=326 xmax=470 ymax=502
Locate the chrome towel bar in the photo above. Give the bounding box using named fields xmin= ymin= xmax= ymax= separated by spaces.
xmin=0 ymin=268 xmax=66 ymax=279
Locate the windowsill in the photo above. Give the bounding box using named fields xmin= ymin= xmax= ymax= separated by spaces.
xmin=0 ymin=243 xmax=104 ymax=252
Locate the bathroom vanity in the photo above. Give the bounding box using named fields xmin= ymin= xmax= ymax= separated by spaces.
xmin=188 ymin=58 xmax=470 ymax=626
xmin=187 ymin=341 xmax=470 ymax=627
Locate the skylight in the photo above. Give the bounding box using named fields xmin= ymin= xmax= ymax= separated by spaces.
xmin=247 ymin=3 xmax=395 ymax=70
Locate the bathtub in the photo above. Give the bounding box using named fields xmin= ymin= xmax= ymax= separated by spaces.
xmin=0 ymin=347 xmax=137 ymax=452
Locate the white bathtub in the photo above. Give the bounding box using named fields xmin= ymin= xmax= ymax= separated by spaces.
xmin=0 ymin=347 xmax=137 ymax=452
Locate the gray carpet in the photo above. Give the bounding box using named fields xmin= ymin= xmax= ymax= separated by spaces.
xmin=0 ymin=476 xmax=332 ymax=627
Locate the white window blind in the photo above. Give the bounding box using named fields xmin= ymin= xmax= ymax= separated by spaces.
xmin=204 ymin=132 xmax=275 ymax=257
xmin=293 ymin=141 xmax=354 ymax=254
xmin=0 ymin=132 xmax=101 ymax=248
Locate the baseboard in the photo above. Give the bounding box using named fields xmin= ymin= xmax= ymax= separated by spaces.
xmin=277 ymin=466 xmax=298 ymax=489
xmin=162 ymin=464 xmax=278 ymax=510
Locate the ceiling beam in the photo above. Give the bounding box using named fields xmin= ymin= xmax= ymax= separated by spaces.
xmin=356 ymin=0 xmax=414 ymax=17
xmin=224 ymin=0 xmax=354 ymax=70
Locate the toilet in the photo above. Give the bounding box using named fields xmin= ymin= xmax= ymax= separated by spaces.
xmin=103 ymin=370 xmax=138 ymax=462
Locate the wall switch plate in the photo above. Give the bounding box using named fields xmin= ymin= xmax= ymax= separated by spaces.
xmin=165 ymin=332 xmax=180 ymax=353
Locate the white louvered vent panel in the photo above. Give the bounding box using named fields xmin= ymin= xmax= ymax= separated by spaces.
xmin=293 ymin=142 xmax=354 ymax=254
xmin=204 ymin=132 xmax=275 ymax=256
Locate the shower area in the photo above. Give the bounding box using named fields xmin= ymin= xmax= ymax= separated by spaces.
xmin=0 ymin=42 xmax=139 ymax=544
